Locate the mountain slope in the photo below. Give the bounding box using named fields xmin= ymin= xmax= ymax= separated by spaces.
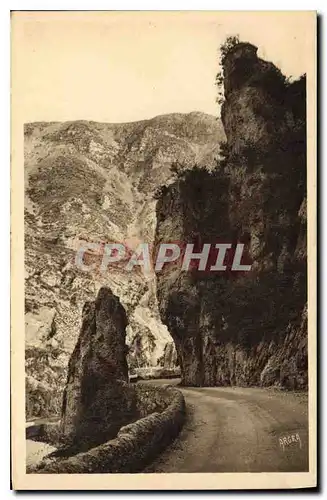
xmin=25 ymin=111 xmax=225 ymax=417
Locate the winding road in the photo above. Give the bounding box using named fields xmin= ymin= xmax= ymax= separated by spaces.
xmin=144 ymin=379 xmax=309 ymax=473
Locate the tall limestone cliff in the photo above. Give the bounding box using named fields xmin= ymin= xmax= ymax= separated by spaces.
xmin=155 ymin=43 xmax=307 ymax=389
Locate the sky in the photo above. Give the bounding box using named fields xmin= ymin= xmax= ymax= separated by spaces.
xmin=13 ymin=11 xmax=314 ymax=123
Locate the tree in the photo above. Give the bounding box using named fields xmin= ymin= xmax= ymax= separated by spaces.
xmin=153 ymin=184 xmax=169 ymax=200
xmin=220 ymin=35 xmax=240 ymax=64
xmin=170 ymin=161 xmax=184 ymax=178
xmin=215 ymin=35 xmax=240 ymax=107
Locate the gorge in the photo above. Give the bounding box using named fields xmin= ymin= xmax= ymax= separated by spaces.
xmin=25 ymin=40 xmax=307 ymax=422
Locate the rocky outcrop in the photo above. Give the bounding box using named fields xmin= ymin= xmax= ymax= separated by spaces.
xmin=25 ymin=112 xmax=224 ymax=417
xmin=155 ymin=43 xmax=307 ymax=388
xmin=60 ymin=287 xmax=136 ymax=450
xmin=157 ymin=342 xmax=178 ymax=369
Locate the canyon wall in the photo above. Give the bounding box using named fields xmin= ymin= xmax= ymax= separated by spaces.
xmin=155 ymin=43 xmax=307 ymax=388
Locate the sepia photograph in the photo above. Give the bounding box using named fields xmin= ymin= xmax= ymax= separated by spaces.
xmin=11 ymin=10 xmax=317 ymax=490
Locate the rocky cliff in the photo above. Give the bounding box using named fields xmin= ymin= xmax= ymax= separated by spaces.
xmin=25 ymin=112 xmax=225 ymax=417
xmin=155 ymin=43 xmax=307 ymax=388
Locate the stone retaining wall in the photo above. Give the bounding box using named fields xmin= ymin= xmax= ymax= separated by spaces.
xmin=27 ymin=383 xmax=185 ymax=473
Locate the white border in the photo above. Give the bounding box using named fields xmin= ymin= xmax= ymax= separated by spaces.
xmin=3 ymin=2 xmax=323 ymax=498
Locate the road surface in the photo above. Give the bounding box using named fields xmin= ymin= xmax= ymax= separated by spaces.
xmin=26 ymin=418 xmax=59 ymax=468
xmin=145 ymin=379 xmax=309 ymax=473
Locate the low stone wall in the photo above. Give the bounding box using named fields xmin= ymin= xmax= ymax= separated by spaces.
xmin=27 ymin=383 xmax=185 ymax=473
xmin=26 ymin=421 xmax=61 ymax=445
xmin=133 ymin=366 xmax=181 ymax=381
